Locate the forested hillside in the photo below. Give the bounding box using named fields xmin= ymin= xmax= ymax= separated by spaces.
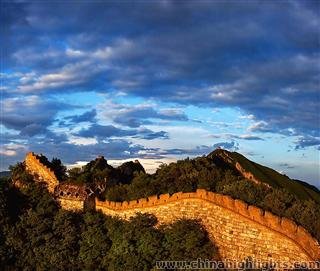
xmin=0 ymin=176 xmax=218 ymax=270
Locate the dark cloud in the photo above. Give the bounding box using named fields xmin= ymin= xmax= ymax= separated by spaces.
xmin=0 ymin=130 xmax=160 ymax=169
xmin=2 ymin=0 xmax=319 ymax=147
xmin=0 ymin=96 xmax=73 ymax=136
xmin=27 ymin=139 xmax=152 ymax=163
xmin=77 ymin=124 xmax=135 ymax=138
xmin=136 ymin=130 xmax=168 ymax=140
xmin=160 ymin=143 xmax=241 ymax=157
xmin=209 ymin=133 xmax=264 ymax=141
xmin=65 ymin=109 xmax=97 ymax=123
xmin=20 ymin=124 xmax=47 ymax=136
xmin=231 ymin=134 xmax=264 ymax=141
xmin=160 ymin=145 xmax=211 ymax=156
xmin=212 ymin=141 xmax=239 ymax=151
xmin=295 ymin=136 xmax=320 ymax=150
xmin=248 ymin=121 xmax=276 ymax=134
xmin=76 ymin=124 xmax=168 ymax=141
xmin=1 ymin=0 xmax=320 ymax=169
xmin=111 ymin=104 xmax=188 ymax=127
xmin=279 ymin=163 xmax=296 ymax=169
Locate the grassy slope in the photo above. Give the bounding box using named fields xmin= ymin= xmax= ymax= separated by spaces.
xmin=210 ymin=149 xmax=320 ymax=204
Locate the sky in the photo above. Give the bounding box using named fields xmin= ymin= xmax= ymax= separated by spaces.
xmin=1 ymin=0 xmax=319 ymax=187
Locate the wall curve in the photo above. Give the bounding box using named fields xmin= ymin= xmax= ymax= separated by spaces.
xmin=96 ymin=189 xmax=320 ymax=262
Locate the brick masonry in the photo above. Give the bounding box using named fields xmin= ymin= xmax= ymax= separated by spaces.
xmin=95 ymin=190 xmax=320 ymax=262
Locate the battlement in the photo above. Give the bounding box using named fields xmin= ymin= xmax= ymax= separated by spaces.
xmin=96 ymin=189 xmax=320 ymax=261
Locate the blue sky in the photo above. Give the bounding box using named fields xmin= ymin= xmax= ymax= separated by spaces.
xmin=1 ymin=0 xmax=319 ymax=187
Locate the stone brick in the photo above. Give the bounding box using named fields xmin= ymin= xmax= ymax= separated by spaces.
xmin=115 ymin=202 xmax=122 ymax=209
xmin=234 ymin=199 xmax=250 ymax=218
xmin=121 ymin=201 xmax=128 ymax=208
xmin=159 ymin=193 xmax=170 ymax=203
xmin=280 ymin=217 xmax=298 ymax=237
xmin=147 ymin=195 xmax=158 ymax=205
xmin=129 ymin=200 xmax=139 ymax=208
xmin=221 ymin=195 xmax=235 ymax=210
xmin=138 ymin=198 xmax=148 ymax=207
xmin=296 ymin=226 xmax=316 ymax=257
xmin=214 ymin=193 xmax=224 ymax=206
xmin=170 ymin=192 xmax=183 ymax=200
xmin=248 ymin=205 xmax=265 ymax=225
xmin=264 ymin=211 xmax=281 ymax=228
xmin=196 ymin=189 xmax=207 ymax=198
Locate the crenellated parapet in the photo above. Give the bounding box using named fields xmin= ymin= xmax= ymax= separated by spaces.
xmin=25 ymin=152 xmax=59 ymax=193
xmin=96 ymin=189 xmax=320 ymax=262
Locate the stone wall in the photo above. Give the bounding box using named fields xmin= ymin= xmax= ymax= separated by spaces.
xmin=235 ymin=162 xmax=263 ymax=185
xmin=25 ymin=153 xmax=87 ymax=210
xmin=96 ymin=189 xmax=320 ymax=262
xmin=55 ymin=183 xmax=87 ymax=210
xmin=218 ymin=150 xmax=269 ymax=187
xmin=57 ymin=197 xmax=84 ymax=211
xmin=25 ymin=152 xmax=59 ymax=193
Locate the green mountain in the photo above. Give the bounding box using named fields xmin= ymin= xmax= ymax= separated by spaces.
xmin=208 ymin=149 xmax=320 ymax=204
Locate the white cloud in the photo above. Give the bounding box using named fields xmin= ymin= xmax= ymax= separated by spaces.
xmin=239 ymin=114 xmax=255 ymax=120
xmin=0 ymin=149 xmax=17 ymax=156
xmin=67 ymin=136 xmax=98 ymax=145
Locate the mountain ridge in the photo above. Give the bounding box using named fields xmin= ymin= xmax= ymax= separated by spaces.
xmin=208 ymin=149 xmax=320 ymax=204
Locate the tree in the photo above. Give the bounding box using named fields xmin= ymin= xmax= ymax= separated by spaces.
xmin=0 ymin=178 xmax=13 ymax=267
xmin=161 ymin=219 xmax=219 ymax=261
xmin=48 ymin=210 xmax=82 ymax=270
xmin=51 ymin=158 xmax=67 ymax=181
xmin=79 ymin=211 xmax=111 ymax=270
xmin=104 ymin=213 xmax=165 ymax=271
xmin=262 ymin=188 xmax=296 ymax=216
xmin=67 ymin=167 xmax=82 ymax=181
xmin=104 ymin=184 xmax=128 ymax=202
xmin=9 ymin=162 xmax=33 ymax=185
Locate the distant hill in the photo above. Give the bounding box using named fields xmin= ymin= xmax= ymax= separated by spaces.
xmin=208 ymin=149 xmax=320 ymax=204
xmin=0 ymin=171 xmax=10 ymax=178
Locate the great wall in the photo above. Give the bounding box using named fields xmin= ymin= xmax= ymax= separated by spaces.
xmin=25 ymin=152 xmax=59 ymax=193
xmin=24 ymin=152 xmax=320 ymax=263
